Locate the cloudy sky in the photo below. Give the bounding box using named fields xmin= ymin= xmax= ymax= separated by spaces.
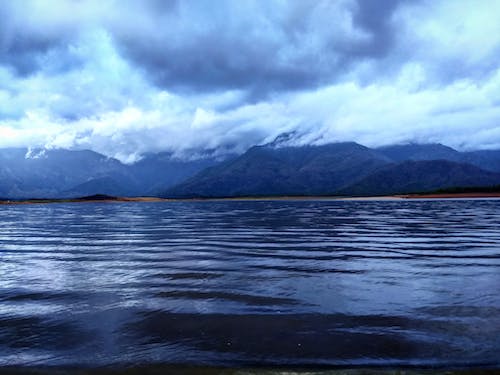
xmin=1 ymin=0 xmax=500 ymax=162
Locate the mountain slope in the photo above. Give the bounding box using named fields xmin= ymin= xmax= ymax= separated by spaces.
xmin=163 ymin=142 xmax=391 ymax=197
xmin=377 ymin=143 xmax=500 ymax=172
xmin=1 ymin=143 xmax=500 ymax=199
xmin=129 ymin=152 xmax=223 ymax=195
xmin=462 ymin=150 xmax=500 ymax=172
xmin=0 ymin=148 xmax=222 ymax=198
xmin=61 ymin=177 xmax=135 ymax=198
xmin=377 ymin=143 xmax=462 ymax=162
xmin=340 ymin=160 xmax=500 ymax=196
xmin=0 ymin=148 xmax=130 ymax=198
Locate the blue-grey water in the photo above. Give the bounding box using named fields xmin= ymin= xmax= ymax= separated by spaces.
xmin=0 ymin=199 xmax=499 ymax=369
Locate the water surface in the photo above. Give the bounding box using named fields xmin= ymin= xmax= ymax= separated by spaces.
xmin=0 ymin=199 xmax=499 ymax=369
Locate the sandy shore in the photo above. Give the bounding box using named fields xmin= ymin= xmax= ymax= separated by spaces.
xmin=404 ymin=192 xmax=500 ymax=199
xmin=0 ymin=192 xmax=499 ymax=205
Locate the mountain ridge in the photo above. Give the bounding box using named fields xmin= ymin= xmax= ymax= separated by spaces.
xmin=163 ymin=142 xmax=500 ymax=198
xmin=1 ymin=142 xmax=500 ymax=199
xmin=0 ymin=148 xmax=222 ymax=199
xmin=339 ymin=159 xmax=500 ymax=196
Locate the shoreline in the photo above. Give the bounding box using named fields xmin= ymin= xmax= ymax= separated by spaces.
xmin=0 ymin=365 xmax=498 ymax=375
xmin=405 ymin=192 xmax=500 ymax=199
xmin=0 ymin=366 xmax=499 ymax=375
xmin=1 ymin=192 xmax=500 ymax=205
xmin=0 ymin=196 xmax=168 ymax=205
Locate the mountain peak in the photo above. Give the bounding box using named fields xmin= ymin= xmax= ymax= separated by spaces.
xmin=266 ymin=131 xmax=302 ymax=148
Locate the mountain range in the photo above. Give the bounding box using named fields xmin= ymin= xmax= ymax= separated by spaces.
xmin=1 ymin=142 xmax=500 ymax=199
xmin=0 ymin=148 xmax=221 ymax=199
xmin=163 ymin=142 xmax=500 ymax=198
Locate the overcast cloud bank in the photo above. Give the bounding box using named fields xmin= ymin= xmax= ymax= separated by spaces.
xmin=1 ymin=0 xmax=500 ymax=162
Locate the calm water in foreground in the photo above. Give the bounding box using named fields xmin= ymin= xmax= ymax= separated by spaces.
xmin=0 ymin=199 xmax=499 ymax=370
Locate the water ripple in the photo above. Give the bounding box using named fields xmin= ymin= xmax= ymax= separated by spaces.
xmin=0 ymin=199 xmax=499 ymax=368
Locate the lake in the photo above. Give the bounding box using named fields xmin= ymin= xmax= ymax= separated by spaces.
xmin=0 ymin=199 xmax=499 ymax=370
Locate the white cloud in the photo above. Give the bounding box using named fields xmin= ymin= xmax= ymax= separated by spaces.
xmin=394 ymin=0 xmax=500 ymax=80
xmin=3 ymin=62 xmax=500 ymax=161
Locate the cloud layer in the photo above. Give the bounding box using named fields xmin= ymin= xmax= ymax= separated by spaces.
xmin=1 ymin=0 xmax=500 ymax=161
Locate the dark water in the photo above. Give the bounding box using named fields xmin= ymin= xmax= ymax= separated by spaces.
xmin=0 ymin=199 xmax=499 ymax=369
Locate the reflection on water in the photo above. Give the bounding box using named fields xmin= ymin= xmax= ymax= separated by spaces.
xmin=0 ymin=199 xmax=499 ymax=368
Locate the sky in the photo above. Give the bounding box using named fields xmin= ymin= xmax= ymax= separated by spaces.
xmin=1 ymin=0 xmax=500 ymax=162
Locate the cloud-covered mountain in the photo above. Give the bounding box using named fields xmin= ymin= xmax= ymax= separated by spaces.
xmin=128 ymin=152 xmax=225 ymax=196
xmin=0 ymin=148 xmax=220 ymax=199
xmin=163 ymin=142 xmax=500 ymax=198
xmin=1 ymin=142 xmax=500 ymax=199
xmin=0 ymin=148 xmax=129 ymax=198
xmin=164 ymin=142 xmax=391 ymax=198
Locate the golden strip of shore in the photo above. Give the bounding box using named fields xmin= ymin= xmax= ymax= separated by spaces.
xmin=0 ymin=192 xmax=499 ymax=205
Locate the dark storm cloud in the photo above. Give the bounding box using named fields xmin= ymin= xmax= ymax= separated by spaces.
xmin=0 ymin=2 xmax=80 ymax=76
xmin=0 ymin=0 xmax=420 ymax=94
xmin=117 ymin=33 xmax=316 ymax=97
xmin=350 ymin=0 xmax=408 ymax=57
xmin=0 ymin=15 xmax=57 ymax=75
xmin=113 ymin=0 xmax=414 ymax=97
xmin=0 ymin=37 xmax=86 ymax=77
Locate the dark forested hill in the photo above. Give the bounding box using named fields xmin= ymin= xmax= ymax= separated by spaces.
xmin=164 ymin=142 xmax=500 ymax=198
xmin=376 ymin=143 xmax=462 ymax=163
xmin=0 ymin=148 xmax=221 ymax=198
xmin=1 ymin=142 xmax=500 ymax=199
xmin=338 ymin=160 xmax=500 ymax=196
xmin=163 ymin=142 xmax=391 ymax=197
xmin=377 ymin=143 xmax=500 ymax=172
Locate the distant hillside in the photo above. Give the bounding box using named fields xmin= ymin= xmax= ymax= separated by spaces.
xmin=377 ymin=143 xmax=462 ymax=162
xmin=61 ymin=176 xmax=135 ymax=198
xmin=129 ymin=152 xmax=222 ymax=195
xmin=461 ymin=150 xmax=500 ymax=173
xmin=164 ymin=142 xmax=500 ymax=198
xmin=163 ymin=142 xmax=391 ymax=198
xmin=1 ymin=142 xmax=500 ymax=199
xmin=339 ymin=160 xmax=500 ymax=196
xmin=377 ymin=143 xmax=500 ymax=172
xmin=0 ymin=148 xmax=222 ymax=199
xmin=0 ymin=148 xmax=129 ymax=198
